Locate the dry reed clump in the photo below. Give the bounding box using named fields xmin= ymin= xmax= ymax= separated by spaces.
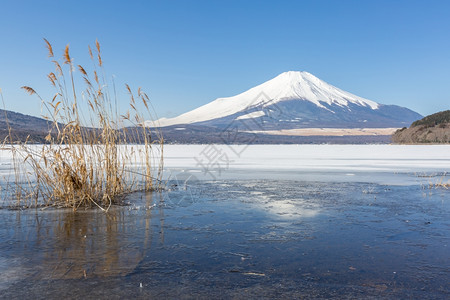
xmin=423 ymin=173 xmax=450 ymax=190
xmin=430 ymin=178 xmax=449 ymax=189
xmin=4 ymin=39 xmax=163 ymax=210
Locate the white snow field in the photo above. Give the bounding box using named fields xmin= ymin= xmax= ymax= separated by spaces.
xmin=162 ymin=144 xmax=450 ymax=185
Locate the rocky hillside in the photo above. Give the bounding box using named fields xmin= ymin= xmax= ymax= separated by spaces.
xmin=392 ymin=110 xmax=450 ymax=144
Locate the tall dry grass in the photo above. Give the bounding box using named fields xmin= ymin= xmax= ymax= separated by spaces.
xmin=2 ymin=39 xmax=163 ymax=210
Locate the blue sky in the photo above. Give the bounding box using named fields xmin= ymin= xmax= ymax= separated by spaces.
xmin=0 ymin=0 xmax=449 ymax=119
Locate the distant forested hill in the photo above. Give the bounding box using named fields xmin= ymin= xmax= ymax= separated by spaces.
xmin=392 ymin=110 xmax=450 ymax=144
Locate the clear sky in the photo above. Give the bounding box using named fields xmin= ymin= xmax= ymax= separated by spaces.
xmin=0 ymin=0 xmax=449 ymax=119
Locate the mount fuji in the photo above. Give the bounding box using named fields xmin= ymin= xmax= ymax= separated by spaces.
xmin=152 ymin=71 xmax=422 ymax=131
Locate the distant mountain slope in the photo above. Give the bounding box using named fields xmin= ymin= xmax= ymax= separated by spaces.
xmin=392 ymin=110 xmax=450 ymax=144
xmin=158 ymin=124 xmax=393 ymax=144
xmin=151 ymin=71 xmax=422 ymax=130
xmin=0 ymin=109 xmax=51 ymax=143
xmin=0 ymin=107 xmax=394 ymax=145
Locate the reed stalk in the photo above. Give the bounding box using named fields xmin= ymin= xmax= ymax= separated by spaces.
xmin=4 ymin=40 xmax=163 ymax=210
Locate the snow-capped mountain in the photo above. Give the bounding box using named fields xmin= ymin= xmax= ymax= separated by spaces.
xmin=151 ymin=71 xmax=422 ymax=130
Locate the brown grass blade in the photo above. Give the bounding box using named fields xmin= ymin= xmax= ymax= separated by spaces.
xmin=52 ymin=61 xmax=63 ymax=76
xmin=64 ymin=44 xmax=71 ymax=64
xmin=43 ymin=38 xmax=54 ymax=58
xmin=78 ymin=65 xmax=88 ymax=76
xmin=21 ymin=86 xmax=36 ymax=95
xmin=95 ymin=39 xmax=101 ymax=53
xmin=88 ymin=45 xmax=93 ymax=59
xmin=48 ymin=72 xmax=57 ymax=86
xmin=98 ymin=54 xmax=102 ymax=67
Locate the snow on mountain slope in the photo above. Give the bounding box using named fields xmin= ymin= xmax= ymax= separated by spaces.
xmin=152 ymin=71 xmax=379 ymax=127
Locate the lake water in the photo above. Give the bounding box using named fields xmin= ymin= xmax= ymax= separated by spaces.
xmin=0 ymin=145 xmax=449 ymax=299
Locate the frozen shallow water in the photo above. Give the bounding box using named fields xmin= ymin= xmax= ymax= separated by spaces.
xmin=0 ymin=145 xmax=449 ymax=299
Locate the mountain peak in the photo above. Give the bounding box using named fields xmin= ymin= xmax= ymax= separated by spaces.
xmin=152 ymin=71 xmax=420 ymax=128
xmin=279 ymin=70 xmax=313 ymax=77
xmin=276 ymin=71 xmax=320 ymax=83
xmin=259 ymin=71 xmax=379 ymax=110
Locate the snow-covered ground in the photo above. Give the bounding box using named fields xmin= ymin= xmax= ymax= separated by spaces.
xmin=162 ymin=144 xmax=450 ymax=185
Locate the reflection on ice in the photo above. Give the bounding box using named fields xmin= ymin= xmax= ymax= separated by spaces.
xmin=0 ymin=192 xmax=164 ymax=281
xmin=240 ymin=188 xmax=321 ymax=219
xmin=264 ymin=200 xmax=319 ymax=219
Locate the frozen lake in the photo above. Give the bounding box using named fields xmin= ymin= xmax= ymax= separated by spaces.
xmin=163 ymin=144 xmax=450 ymax=184
xmin=0 ymin=145 xmax=449 ymax=299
